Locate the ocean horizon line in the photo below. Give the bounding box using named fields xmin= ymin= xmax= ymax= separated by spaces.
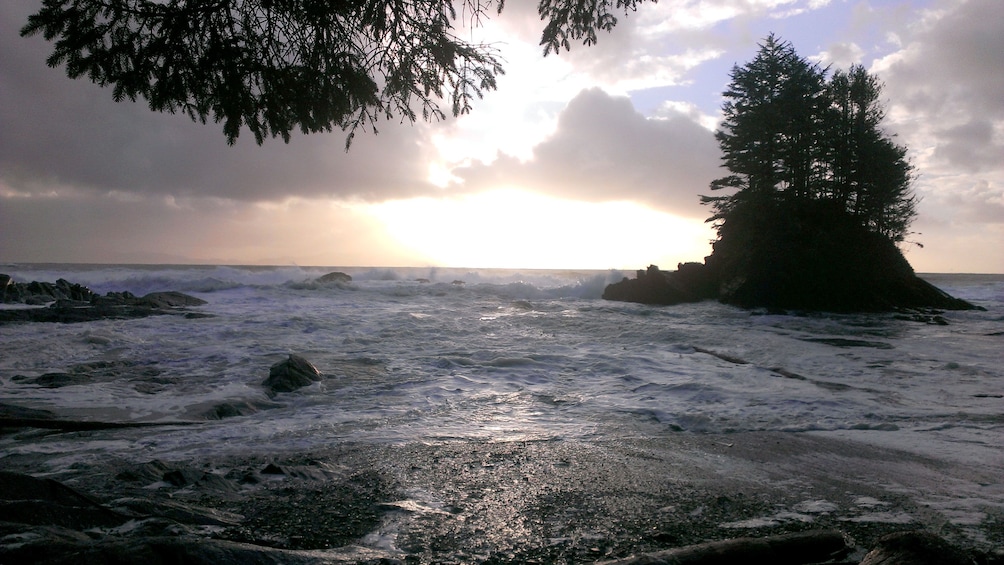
xmin=3 ymin=261 xmax=1003 ymax=277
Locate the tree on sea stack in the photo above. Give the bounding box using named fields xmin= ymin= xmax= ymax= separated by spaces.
xmin=604 ymin=34 xmax=977 ymax=313
xmin=703 ymin=34 xmax=917 ymax=244
xmin=21 ymin=0 xmax=657 ymax=147
xmin=698 ymin=34 xmax=967 ymax=312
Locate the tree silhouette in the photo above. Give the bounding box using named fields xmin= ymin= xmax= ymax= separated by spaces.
xmin=603 ymin=35 xmax=975 ymax=312
xmin=21 ymin=0 xmax=656 ymax=147
xmin=703 ymin=35 xmax=829 ymax=228
xmin=704 ymin=34 xmax=916 ymax=244
xmin=826 ymin=65 xmax=916 ymax=242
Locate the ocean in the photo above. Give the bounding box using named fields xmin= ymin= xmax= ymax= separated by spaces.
xmin=1 ymin=264 xmax=1002 ymax=559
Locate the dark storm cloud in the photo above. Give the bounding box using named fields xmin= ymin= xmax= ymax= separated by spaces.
xmin=874 ymin=0 xmax=1004 ymax=241
xmin=451 ymin=88 xmax=720 ymax=218
xmin=0 ymin=190 xmax=411 ymax=265
xmin=0 ymin=3 xmax=435 ymax=202
xmin=881 ymin=0 xmax=1004 ymax=171
xmin=934 ymin=120 xmax=1001 ymax=172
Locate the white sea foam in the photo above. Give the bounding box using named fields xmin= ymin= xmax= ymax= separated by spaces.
xmin=1 ymin=265 xmax=1001 ymax=474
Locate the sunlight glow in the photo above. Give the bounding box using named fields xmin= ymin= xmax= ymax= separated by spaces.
xmin=364 ymin=189 xmax=714 ymax=269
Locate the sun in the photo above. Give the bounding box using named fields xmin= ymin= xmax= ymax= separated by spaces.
xmin=363 ymin=188 xmax=714 ymax=270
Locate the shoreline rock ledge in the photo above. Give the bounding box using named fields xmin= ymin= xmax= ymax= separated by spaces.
xmin=603 ymin=261 xmax=980 ymax=314
xmin=603 ymin=208 xmax=982 ymax=314
xmin=0 ymin=274 xmax=208 ymax=323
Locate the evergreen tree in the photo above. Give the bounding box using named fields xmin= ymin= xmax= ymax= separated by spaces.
xmin=703 ymin=34 xmax=828 ymax=226
xmin=856 ymin=136 xmax=916 ymax=242
xmin=21 ymin=0 xmax=656 ymax=146
xmin=704 ymin=35 xmax=916 ymax=245
xmin=826 ymin=66 xmax=915 ymax=242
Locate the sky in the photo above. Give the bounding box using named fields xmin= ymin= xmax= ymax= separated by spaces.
xmin=1 ymin=0 xmax=1002 ymax=272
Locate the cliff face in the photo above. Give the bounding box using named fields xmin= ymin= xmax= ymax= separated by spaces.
xmin=603 ymin=201 xmax=980 ymax=313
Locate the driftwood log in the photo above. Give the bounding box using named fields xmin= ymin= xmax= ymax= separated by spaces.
xmin=600 ymin=529 xmax=850 ymax=564
xmin=859 ymin=531 xmax=972 ymax=565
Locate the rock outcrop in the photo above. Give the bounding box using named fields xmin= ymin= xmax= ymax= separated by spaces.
xmin=0 ymin=275 xmax=208 ymax=324
xmin=316 ymin=271 xmax=352 ymax=284
xmin=1 ymin=468 xmax=985 ymax=565
xmin=1 ymin=276 xmax=96 ymax=305
xmin=603 ymin=263 xmax=717 ymax=306
xmin=262 ymin=354 xmax=322 ymax=394
xmin=603 ymin=201 xmax=982 ymax=313
xmin=0 ymin=468 xmax=377 ymax=564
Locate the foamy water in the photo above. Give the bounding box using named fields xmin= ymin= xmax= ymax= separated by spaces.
xmin=1 ymin=264 xmax=1001 ymax=471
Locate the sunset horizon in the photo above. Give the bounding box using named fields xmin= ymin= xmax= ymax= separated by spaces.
xmin=3 ymin=0 xmax=1002 ymax=274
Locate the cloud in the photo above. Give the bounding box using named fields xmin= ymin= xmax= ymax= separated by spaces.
xmin=0 ymin=3 xmax=436 ymax=203
xmin=3 ymin=0 xmax=1000 ymax=272
xmin=917 ymin=177 xmax=1004 ymax=225
xmin=450 ymin=88 xmax=721 ymax=218
xmin=867 ymin=0 xmax=1004 ymax=252
xmin=934 ymin=120 xmax=1002 ymax=172
xmin=876 ymin=0 xmax=1004 ymax=171
xmin=0 ymin=191 xmax=416 ymax=265
xmin=812 ymin=42 xmax=865 ymax=68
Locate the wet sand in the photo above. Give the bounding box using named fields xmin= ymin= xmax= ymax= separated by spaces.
xmin=2 ymin=429 xmax=1001 ymax=563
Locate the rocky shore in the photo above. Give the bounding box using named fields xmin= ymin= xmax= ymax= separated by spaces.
xmin=602 ymin=199 xmax=983 ymax=313
xmin=2 ymin=422 xmax=1001 ymax=564
xmin=2 ymin=273 xmax=999 ymax=563
xmin=603 ymin=262 xmax=979 ymax=316
xmin=0 ymin=273 xmax=208 ymax=323
xmin=2 ymin=351 xmax=1001 ymax=563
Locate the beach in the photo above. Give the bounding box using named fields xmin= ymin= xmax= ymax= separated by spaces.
xmin=1 ymin=265 xmax=1002 ymax=562
xmin=3 ymin=428 xmax=1001 ymax=563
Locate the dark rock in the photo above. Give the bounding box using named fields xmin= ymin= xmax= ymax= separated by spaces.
xmin=116 ymin=460 xmax=174 ymax=484
xmin=92 ymin=290 xmax=137 ymax=306
xmin=0 ymin=278 xmax=207 ymax=324
xmin=5 ymin=304 xmax=135 ymax=323
xmin=111 ymin=498 xmax=243 ymax=527
xmin=57 ymin=278 xmax=96 ymax=301
xmin=602 ymin=264 xmax=717 ymax=306
xmin=706 ymin=199 xmax=979 ymax=312
xmin=138 ymin=291 xmax=208 ymax=308
xmin=161 ymin=468 xmax=237 ymax=492
xmin=203 ymin=401 xmax=270 ymax=420
xmin=602 ymin=200 xmax=981 ymax=313
xmin=262 ymin=354 xmax=322 ymax=394
xmin=25 ymin=281 xmax=55 ymax=302
xmin=28 ymin=372 xmax=92 ymax=388
xmin=316 ymin=271 xmax=352 ymax=284
xmin=860 ymin=531 xmax=972 ymax=565
xmin=261 ymin=463 xmax=286 ymax=475
xmin=0 ymin=277 xmax=97 ymax=304
xmin=115 ymin=460 xmax=236 ymax=493
xmin=0 ymin=469 xmax=367 ymax=565
xmin=511 ymin=300 xmax=534 ymax=310
xmin=0 ymin=273 xmax=12 ymax=301
xmin=162 ymin=468 xmax=199 ymax=488
xmin=0 ymin=471 xmax=128 ymax=529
